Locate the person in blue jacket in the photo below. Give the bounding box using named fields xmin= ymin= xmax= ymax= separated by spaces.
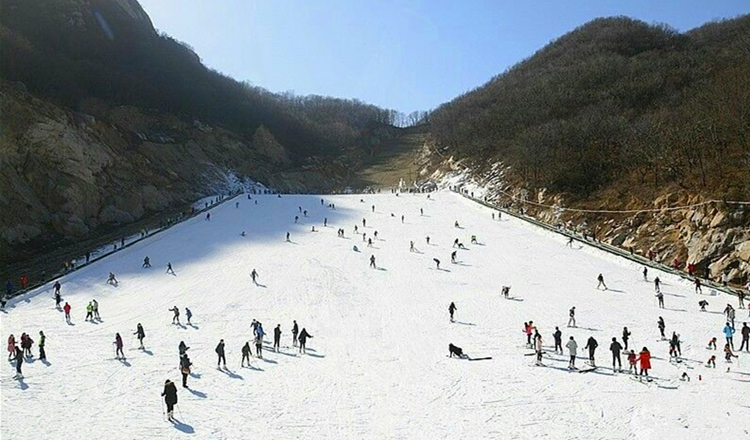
xmin=724 ymin=323 xmax=735 ymax=350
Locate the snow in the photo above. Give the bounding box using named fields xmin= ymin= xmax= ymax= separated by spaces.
xmin=2 ymin=192 xmax=748 ymax=439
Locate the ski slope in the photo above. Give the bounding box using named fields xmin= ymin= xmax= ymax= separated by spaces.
xmin=2 ymin=192 xmax=748 ymax=440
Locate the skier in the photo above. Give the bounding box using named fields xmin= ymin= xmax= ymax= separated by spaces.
xmin=298 ymin=328 xmax=313 ymax=354
xmin=694 ymin=278 xmax=702 ymax=294
xmin=6 ymin=334 xmax=15 ymax=361
xmin=454 ymin=221 xmax=460 ymax=228
xmin=410 ymin=241 xmax=415 ymax=252
xmin=274 ymin=325 xmax=282 ymax=352
xmin=698 ymin=299 xmax=709 ymax=311
xmin=63 ymin=302 xmax=72 ymax=324
xmin=114 ymin=333 xmax=125 ymax=360
xmin=162 ymin=379 xmax=179 ymax=421
xmin=241 ymin=342 xmax=252 ymax=367
xmin=107 ymin=272 xmax=118 ymax=286
xmin=622 ymin=327 xmax=631 ymax=350
xmin=206 ymin=213 xmax=211 ymax=221
xmin=143 ymin=256 xmax=151 ymax=268
xmin=451 ymin=251 xmax=457 ymax=264
xmin=707 ymin=355 xmax=716 ymax=368
xmin=669 ymin=332 xmax=682 ymax=357
xmin=369 ymin=255 xmax=376 ymax=269
xmin=38 ymin=331 xmax=46 ymax=360
xmin=656 ymin=291 xmax=665 ymax=309
xmin=362 ymin=218 xmax=366 ymax=228
xmin=215 ymin=339 xmax=226 ymax=368
xmin=724 ymin=343 xmax=738 ymax=363
xmin=449 ymin=302 xmax=457 ymax=322
xmin=453 ymin=238 xmax=459 ymax=248
xmin=596 ymin=274 xmax=607 ymax=290
xmin=636 ymin=347 xmax=651 ymax=377
xmin=740 ymin=322 xmax=749 ymax=352
xmin=185 ymin=308 xmax=193 ymax=325
xmin=610 ymin=337 xmax=623 ymax=372
xmin=567 ymin=237 xmax=574 ymax=248
xmin=294 ymin=216 xmax=298 ymax=224
xmin=54 ymin=281 xmax=61 ymax=296
xmin=134 ymin=323 xmax=145 ymax=349
xmin=324 ymin=218 xmax=327 ymax=227
xmin=169 ymin=306 xmax=180 ymax=325
xmin=654 ymin=277 xmax=661 ymax=293
xmin=367 ymin=238 xmax=373 ymax=247
xmin=85 ymin=301 xmax=94 ymax=321
xmin=738 ymin=290 xmax=746 ymax=308
xmin=707 ymin=337 xmax=717 ymax=350
xmin=549 ymin=327 xmax=562 ymax=354
xmin=568 ymin=307 xmax=576 ymax=328
xmin=627 ymin=350 xmax=637 ymax=374
xmin=566 ymin=336 xmax=578 ymax=370
xmin=724 ymin=304 xmax=736 ymax=328
xmin=251 ymin=269 xmax=258 ymax=284
xmin=255 ymin=324 xmax=265 ymax=358
xmin=178 ymin=341 xmax=189 ymax=357
xmin=180 ymin=354 xmax=192 ymax=388
xmin=92 ymin=299 xmax=100 ymax=320
xmin=642 ymin=267 xmax=648 ymax=281
xmin=292 ymin=321 xmax=299 ymax=347
xmin=501 ymin=286 xmax=511 ymax=298
xmin=433 ymin=258 xmax=441 ymax=270
xmin=470 ymin=235 xmax=477 ymax=244
xmin=534 ymin=332 xmax=544 ymax=366
xmin=54 ymin=290 xmax=62 ymax=308
xmin=166 ymin=263 xmax=175 ymax=275
xmin=20 ymin=333 xmax=33 ymax=358
xmin=584 ymin=336 xmax=598 ymax=368
xmin=724 ymin=322 xmax=735 ymax=350
xmin=286 ymin=232 xmax=290 ymax=242
xmin=657 ymin=316 xmax=666 ymax=339
xmin=426 ymin=236 xmax=430 ymax=245
xmin=524 ymin=322 xmax=534 ymax=347
xmin=13 ymin=346 xmax=23 ymax=378
xmin=401 ymin=215 xmax=404 ymax=223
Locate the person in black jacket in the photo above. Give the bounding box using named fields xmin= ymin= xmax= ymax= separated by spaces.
xmin=215 ymin=339 xmax=226 ymax=368
xmin=13 ymin=346 xmax=23 ymax=378
xmin=740 ymin=322 xmax=750 ymax=352
xmin=292 ymin=321 xmax=299 ymax=347
xmin=298 ymin=328 xmax=313 ymax=354
xmin=553 ymin=327 xmax=562 ymax=354
xmin=162 ymin=379 xmax=178 ymax=421
xmin=134 ymin=324 xmax=145 ymax=349
xmin=274 ymin=325 xmax=282 ymax=352
xmin=622 ymin=327 xmax=631 ymax=350
xmin=584 ymin=336 xmax=598 ymax=367
xmin=449 ymin=302 xmax=457 ymax=322
xmin=610 ymin=337 xmax=623 ymax=371
xmin=180 ymin=354 xmax=192 ymax=388
xmin=241 ymin=342 xmax=251 ymax=367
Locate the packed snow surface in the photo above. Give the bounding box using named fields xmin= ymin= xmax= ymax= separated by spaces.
xmin=2 ymin=192 xmax=748 ymax=439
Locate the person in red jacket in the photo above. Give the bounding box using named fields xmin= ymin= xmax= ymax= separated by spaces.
xmin=19 ymin=275 xmax=28 ymax=289
xmin=636 ymin=347 xmax=651 ymax=377
xmin=63 ymin=302 xmax=72 ymax=324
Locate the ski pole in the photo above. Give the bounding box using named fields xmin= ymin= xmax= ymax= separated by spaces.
xmin=161 ymin=395 xmax=165 ymax=420
xmin=176 ymin=403 xmax=184 ymax=421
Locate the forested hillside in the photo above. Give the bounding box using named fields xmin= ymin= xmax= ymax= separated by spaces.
xmin=428 ymin=16 xmax=750 ymax=200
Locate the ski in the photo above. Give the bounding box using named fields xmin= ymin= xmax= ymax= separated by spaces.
xmin=468 ymin=357 xmax=492 ymax=361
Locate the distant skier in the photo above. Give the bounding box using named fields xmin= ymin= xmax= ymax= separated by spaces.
xmin=610 ymin=337 xmax=623 ymax=372
xmin=636 ymin=347 xmax=651 ymax=377
xmin=179 ymin=341 xmax=189 ymax=357
xmin=38 ymin=331 xmax=46 ymax=360
xmin=63 ymin=302 xmax=72 ymax=324
xmin=54 ymin=281 xmax=61 ymax=296
xmin=642 ymin=267 xmax=648 ymax=281
xmin=568 ymin=307 xmax=576 ymax=327
xmin=206 ymin=213 xmax=211 ymax=221
xmin=85 ymin=301 xmax=94 ymax=321
xmin=453 ymin=239 xmax=459 ymax=248
xmin=298 ymin=328 xmax=313 ymax=354
xmin=143 ymin=256 xmax=151 ymax=268
xmin=724 ymin=323 xmax=735 ymax=350
xmin=114 ymin=333 xmax=125 ymax=360
xmin=449 ymin=302 xmax=457 ymax=322
xmin=324 ymin=218 xmax=328 ymax=227
xmin=501 ymin=286 xmax=511 ymax=298
xmin=471 ymin=235 xmax=477 ymax=244
xmin=134 ymin=323 xmax=145 ymax=349
xmin=54 ymin=290 xmax=62 ymax=308
xmin=292 ymin=320 xmax=299 ymax=347
xmin=251 ymin=269 xmax=258 ymax=284
xmin=627 ymin=350 xmax=637 ymax=374
xmin=7 ymin=334 xmax=15 ymax=360
xmin=170 ymin=306 xmax=180 ymax=325
xmin=433 ymin=258 xmax=441 ymax=270
xmin=567 ymin=237 xmax=574 ymax=248
xmin=596 ymin=274 xmax=607 ymax=290
xmin=216 ymin=339 xmax=226 ymax=368
xmin=448 ymin=343 xmax=467 ymax=359
xmin=255 ymin=324 xmax=265 ymax=358
xmin=694 ymin=278 xmax=702 ymax=294
xmin=286 ymin=232 xmax=291 ymax=242
xmin=274 ymin=325 xmax=282 ymax=352
xmin=185 ymin=308 xmax=193 ymax=325
xmin=162 ymin=379 xmax=178 ymax=421
xmin=740 ymin=323 xmax=749 ymax=352
xmin=180 ymin=354 xmax=192 ymax=388
xmin=656 ymin=291 xmax=664 ymax=308
xmin=657 ymin=316 xmax=666 ymax=339
xmin=370 ymin=255 xmax=376 ymax=269
xmin=451 ymin=251 xmax=457 ymax=264
xmin=622 ymin=327 xmax=631 ymax=350
xmin=362 ymin=218 xmax=367 ymax=228
xmin=724 ymin=304 xmax=736 ymax=328
xmin=294 ymin=216 xmax=299 ymax=224
xmin=669 ymin=332 xmax=681 ymax=357
xmin=107 ymin=272 xmax=118 ymax=286
xmin=13 ymin=346 xmax=23 ymax=378
xmin=367 ymin=238 xmax=373 ymax=247
xmin=534 ymin=332 xmax=544 ymax=366
xmin=706 ymin=355 xmax=716 ymax=368
xmin=707 ymin=337 xmax=717 ymax=350
xmin=584 ymin=336 xmax=598 ymax=367
xmin=724 ymin=343 xmax=738 ymax=363
xmin=426 ymin=236 xmax=430 ymax=245
xmin=410 ymin=241 xmax=415 ymax=252
xmin=92 ymin=299 xmax=100 ymax=320
xmin=166 ymin=263 xmax=175 ymax=275
xmin=550 ymin=327 xmax=562 ymax=354
xmin=654 ymin=277 xmax=661 ymax=293
xmin=241 ymin=342 xmax=251 ymax=367
xmin=699 ymin=299 xmax=709 ymax=312
xmin=566 ymin=336 xmax=578 ymax=370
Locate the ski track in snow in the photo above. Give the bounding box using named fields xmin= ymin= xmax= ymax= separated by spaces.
xmin=2 ymin=192 xmax=749 ymax=439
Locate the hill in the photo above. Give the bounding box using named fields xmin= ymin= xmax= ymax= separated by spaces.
xmin=424 ymin=16 xmax=750 ymax=284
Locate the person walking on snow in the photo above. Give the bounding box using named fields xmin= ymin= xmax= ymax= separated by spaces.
xmin=724 ymin=304 xmax=736 ymax=328
xmin=241 ymin=342 xmax=251 ymax=367
xmin=63 ymin=302 xmax=72 ymax=324
xmin=178 ymin=341 xmax=189 ymax=357
xmin=274 ymin=325 xmax=282 ymax=352
xmin=584 ymin=336 xmax=598 ymax=367
xmin=596 ymin=274 xmax=608 ymax=290
xmin=534 ymin=332 xmax=544 ymax=366
xmin=654 ymin=277 xmax=661 ymax=293
xmin=142 ymin=256 xmax=151 ymax=268
xmin=610 ymin=337 xmax=623 ymax=372
xmin=553 ymin=327 xmax=563 ymax=354
xmin=637 ymin=347 xmax=651 ymax=377
xmin=292 ymin=320 xmax=299 ymax=347
xmin=162 ymin=379 xmax=178 ymax=421
xmin=215 ymin=339 xmax=226 ymax=368
xmin=740 ymin=322 xmax=750 ymax=352
xmin=298 ymin=328 xmax=313 ymax=354
xmin=92 ymin=299 xmax=100 ymax=320
xmin=642 ymin=267 xmax=648 ymax=281
xmin=370 ymin=255 xmax=377 ymax=269
xmin=669 ymin=332 xmax=682 ymax=357
xmin=169 ymin=306 xmax=180 ymax=325
xmin=656 ymin=291 xmax=665 ymax=309
xmin=13 ymin=346 xmax=23 ymax=378
xmin=54 ymin=281 xmax=61 ymax=296
xmin=7 ymin=334 xmax=16 ymax=360
xmin=38 ymin=331 xmax=46 ymax=360
xmin=185 ymin=308 xmax=192 ymax=325
xmin=255 ymin=324 xmax=265 ymax=358
xmin=85 ymin=301 xmax=94 ymax=321
xmin=134 ymin=324 xmax=145 ymax=349
xmin=657 ymin=316 xmax=666 ymax=339
xmin=622 ymin=327 xmax=631 ymax=350
xmin=568 ymin=307 xmax=576 ymax=328
xmin=251 ymin=269 xmax=258 ymax=284
xmin=166 ymin=263 xmax=175 ymax=275
xmin=180 ymin=354 xmax=192 ymax=388
xmin=566 ymin=336 xmax=578 ymax=370
xmin=114 ymin=333 xmax=125 ymax=360
xmin=449 ymin=302 xmax=457 ymax=322
xmin=627 ymin=350 xmax=637 ymax=374
xmin=724 ymin=323 xmax=735 ymax=350
xmin=694 ymin=278 xmax=702 ymax=294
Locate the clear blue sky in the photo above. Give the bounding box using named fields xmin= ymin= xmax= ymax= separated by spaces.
xmin=138 ymin=0 xmax=748 ymax=113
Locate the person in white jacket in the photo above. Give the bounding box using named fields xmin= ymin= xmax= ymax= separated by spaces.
xmin=566 ymin=336 xmax=578 ymax=370
xmin=534 ymin=332 xmax=543 ymax=366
